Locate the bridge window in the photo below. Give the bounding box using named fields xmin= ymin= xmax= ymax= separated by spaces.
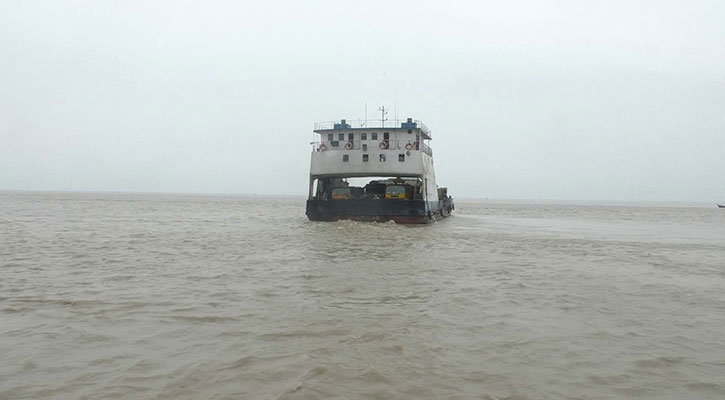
xmin=338 ymin=133 xmax=344 ymax=141
xmin=343 ymin=155 xmax=349 ymax=162
xmin=384 ymin=132 xmax=389 ymax=140
xmin=379 ymin=154 xmax=386 ymax=162
xmin=361 ymin=133 xmax=367 ymax=140
xmin=399 ymin=154 xmax=405 ymax=162
xmin=348 ymin=133 xmax=354 ymax=141
xmin=371 ymin=133 xmax=378 ymax=140
xmin=362 ymin=154 xmax=368 ymax=162
xmin=362 ymin=144 xmax=367 ymax=151
xmin=327 ymin=133 xmax=333 ymax=141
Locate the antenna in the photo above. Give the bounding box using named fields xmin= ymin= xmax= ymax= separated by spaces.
xmin=394 ymin=88 xmax=397 ymax=123
xmin=364 ymin=102 xmax=367 ymax=127
xmin=378 ymin=105 xmax=388 ymax=128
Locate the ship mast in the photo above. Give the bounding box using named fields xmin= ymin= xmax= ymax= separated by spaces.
xmin=378 ymin=105 xmax=388 ymax=128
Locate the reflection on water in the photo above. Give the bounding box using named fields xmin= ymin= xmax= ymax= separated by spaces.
xmin=1 ymin=192 xmax=724 ymax=399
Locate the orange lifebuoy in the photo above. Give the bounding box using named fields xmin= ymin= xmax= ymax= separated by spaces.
xmin=345 ymin=141 xmax=353 ymax=150
xmin=379 ymin=141 xmax=388 ymax=149
xmin=405 ymin=143 xmax=414 ymax=150
xmin=319 ymin=144 xmax=327 ymax=151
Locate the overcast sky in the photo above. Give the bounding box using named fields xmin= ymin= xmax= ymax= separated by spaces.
xmin=1 ymin=0 xmax=723 ymax=201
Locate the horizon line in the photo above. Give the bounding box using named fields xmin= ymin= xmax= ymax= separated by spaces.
xmin=0 ymin=188 xmax=721 ymax=206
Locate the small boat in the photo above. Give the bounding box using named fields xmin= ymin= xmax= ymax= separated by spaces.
xmin=718 ymin=204 xmax=725 ymax=208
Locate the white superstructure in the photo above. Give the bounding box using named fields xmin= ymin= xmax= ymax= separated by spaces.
xmin=309 ymin=118 xmax=439 ymax=205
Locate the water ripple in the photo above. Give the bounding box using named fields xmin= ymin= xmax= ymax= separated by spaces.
xmin=1 ymin=192 xmax=724 ymax=399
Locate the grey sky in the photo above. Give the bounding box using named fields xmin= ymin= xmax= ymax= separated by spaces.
xmin=1 ymin=0 xmax=724 ymax=201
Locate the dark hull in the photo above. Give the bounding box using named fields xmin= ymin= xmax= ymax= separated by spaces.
xmin=306 ymin=199 xmax=453 ymax=224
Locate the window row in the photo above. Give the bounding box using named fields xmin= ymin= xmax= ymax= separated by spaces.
xmin=328 ymin=132 xmax=390 ymax=141
xmin=342 ymin=154 xmax=406 ymax=162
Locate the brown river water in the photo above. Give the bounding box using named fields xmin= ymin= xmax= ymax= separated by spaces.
xmin=1 ymin=191 xmax=724 ymax=399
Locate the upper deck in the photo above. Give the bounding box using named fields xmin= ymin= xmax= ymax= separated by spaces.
xmin=308 ymin=117 xmax=435 ymax=179
xmin=314 ymin=118 xmax=432 ymax=140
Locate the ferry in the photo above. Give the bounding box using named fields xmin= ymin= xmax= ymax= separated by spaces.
xmin=306 ymin=116 xmax=454 ymax=223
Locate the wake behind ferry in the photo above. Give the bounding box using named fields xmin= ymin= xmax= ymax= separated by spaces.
xmin=306 ymin=116 xmax=454 ymax=224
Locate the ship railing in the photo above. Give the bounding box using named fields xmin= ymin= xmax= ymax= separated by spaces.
xmin=311 ymin=140 xmax=432 ymax=155
xmin=313 ymin=119 xmax=431 ymax=136
xmin=421 ymin=142 xmax=433 ymax=156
